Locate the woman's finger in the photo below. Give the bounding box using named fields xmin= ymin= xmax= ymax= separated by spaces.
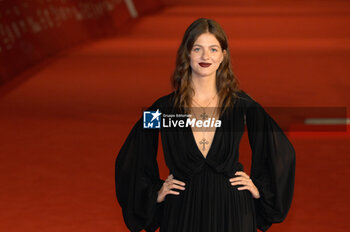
xmin=168 ymin=190 xmax=180 ymax=195
xmin=231 ymin=180 xmax=252 ymax=186
xmin=229 ymin=176 xmax=249 ymax=182
xmin=169 ymin=183 xmax=185 ymax=190
xmin=235 ymin=171 xmax=250 ymax=179
xmin=169 ymin=179 xmax=186 ymax=186
xmin=237 ymin=186 xmax=251 ymax=191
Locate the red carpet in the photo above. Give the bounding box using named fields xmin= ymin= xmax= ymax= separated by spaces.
xmin=0 ymin=2 xmax=349 ymax=231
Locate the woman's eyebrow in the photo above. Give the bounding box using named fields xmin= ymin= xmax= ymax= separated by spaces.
xmin=193 ymin=44 xmax=220 ymax=48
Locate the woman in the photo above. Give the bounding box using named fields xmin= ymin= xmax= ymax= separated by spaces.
xmin=115 ymin=18 xmax=295 ymax=232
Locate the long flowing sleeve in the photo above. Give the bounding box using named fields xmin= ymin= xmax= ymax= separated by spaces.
xmin=115 ymin=100 xmax=164 ymax=232
xmin=245 ymin=94 xmax=296 ymax=232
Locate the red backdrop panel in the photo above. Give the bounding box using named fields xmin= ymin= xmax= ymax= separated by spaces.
xmin=0 ymin=0 xmax=132 ymax=85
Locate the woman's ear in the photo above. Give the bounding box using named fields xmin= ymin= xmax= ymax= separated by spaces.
xmin=221 ymin=49 xmax=227 ymax=63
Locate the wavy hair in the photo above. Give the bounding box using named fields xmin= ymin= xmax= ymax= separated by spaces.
xmin=171 ymin=18 xmax=240 ymax=117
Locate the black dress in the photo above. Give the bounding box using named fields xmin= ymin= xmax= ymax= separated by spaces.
xmin=115 ymin=90 xmax=296 ymax=232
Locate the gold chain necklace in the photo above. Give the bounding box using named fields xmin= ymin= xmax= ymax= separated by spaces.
xmin=190 ymin=93 xmax=218 ymax=152
xmin=192 ymin=92 xmax=217 ymax=120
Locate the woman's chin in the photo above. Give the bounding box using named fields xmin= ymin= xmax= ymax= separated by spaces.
xmin=192 ymin=70 xmax=217 ymax=79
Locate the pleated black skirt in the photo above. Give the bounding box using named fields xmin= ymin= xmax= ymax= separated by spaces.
xmin=160 ymin=163 xmax=257 ymax=232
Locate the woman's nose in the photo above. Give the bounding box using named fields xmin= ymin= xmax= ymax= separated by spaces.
xmin=202 ymin=49 xmax=210 ymax=60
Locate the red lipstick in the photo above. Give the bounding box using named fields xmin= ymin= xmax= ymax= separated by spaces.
xmin=199 ymin=62 xmax=212 ymax=67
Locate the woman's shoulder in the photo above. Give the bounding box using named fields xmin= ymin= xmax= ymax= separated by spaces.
xmin=235 ymin=89 xmax=260 ymax=107
xmin=156 ymin=91 xmax=175 ymax=104
xmin=149 ymin=91 xmax=175 ymax=110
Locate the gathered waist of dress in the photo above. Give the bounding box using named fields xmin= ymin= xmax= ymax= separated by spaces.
xmin=169 ymin=161 xmax=245 ymax=183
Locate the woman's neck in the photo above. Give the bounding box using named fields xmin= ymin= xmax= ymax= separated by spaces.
xmin=191 ymin=74 xmax=217 ymax=101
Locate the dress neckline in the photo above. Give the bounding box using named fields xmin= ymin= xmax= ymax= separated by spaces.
xmin=187 ymin=111 xmax=223 ymax=160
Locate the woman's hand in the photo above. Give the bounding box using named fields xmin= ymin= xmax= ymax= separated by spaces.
xmin=229 ymin=171 xmax=260 ymax=199
xmin=157 ymin=174 xmax=186 ymax=203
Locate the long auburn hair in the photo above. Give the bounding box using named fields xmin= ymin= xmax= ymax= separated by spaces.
xmin=171 ymin=18 xmax=240 ymax=117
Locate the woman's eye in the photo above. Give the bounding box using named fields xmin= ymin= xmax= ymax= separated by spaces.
xmin=193 ymin=48 xmax=200 ymax=52
xmin=211 ymin=48 xmax=218 ymax=52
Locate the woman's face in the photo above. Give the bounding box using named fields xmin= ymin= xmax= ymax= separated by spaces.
xmin=189 ymin=32 xmax=226 ymax=79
